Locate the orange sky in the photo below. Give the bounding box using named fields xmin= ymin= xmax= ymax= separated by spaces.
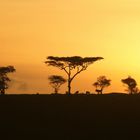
xmin=1 ymin=0 xmax=140 ymax=94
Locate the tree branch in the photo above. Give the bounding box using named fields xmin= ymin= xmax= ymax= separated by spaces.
xmin=62 ymin=67 xmax=69 ymax=75
xmin=70 ymin=66 xmax=86 ymax=82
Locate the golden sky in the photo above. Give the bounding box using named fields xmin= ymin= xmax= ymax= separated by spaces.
xmin=1 ymin=0 xmax=140 ymax=94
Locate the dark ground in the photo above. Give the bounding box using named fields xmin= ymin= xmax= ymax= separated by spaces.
xmin=0 ymin=94 xmax=140 ymax=140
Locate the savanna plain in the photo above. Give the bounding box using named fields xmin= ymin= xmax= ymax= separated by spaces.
xmin=0 ymin=94 xmax=140 ymax=140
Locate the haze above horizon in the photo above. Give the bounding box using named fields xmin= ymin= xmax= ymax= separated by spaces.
xmin=0 ymin=0 xmax=140 ymax=94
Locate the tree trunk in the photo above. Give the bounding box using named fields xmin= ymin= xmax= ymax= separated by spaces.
xmin=130 ymin=88 xmax=133 ymax=94
xmin=54 ymin=88 xmax=58 ymax=94
xmin=67 ymin=67 xmax=71 ymax=95
xmin=68 ymin=80 xmax=71 ymax=95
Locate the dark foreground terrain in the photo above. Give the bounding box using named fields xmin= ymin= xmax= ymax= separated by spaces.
xmin=0 ymin=94 xmax=140 ymax=140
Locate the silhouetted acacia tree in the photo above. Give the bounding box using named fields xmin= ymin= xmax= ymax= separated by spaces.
xmin=48 ymin=75 xmax=66 ymax=94
xmin=0 ymin=66 xmax=16 ymax=95
xmin=93 ymin=76 xmax=111 ymax=94
xmin=121 ymin=76 xmax=138 ymax=94
xmin=45 ymin=56 xmax=103 ymax=94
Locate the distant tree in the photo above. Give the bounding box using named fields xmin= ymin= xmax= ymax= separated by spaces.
xmin=0 ymin=66 xmax=16 ymax=95
xmin=45 ymin=56 xmax=103 ymax=94
xmin=93 ymin=76 xmax=111 ymax=94
xmin=48 ymin=75 xmax=66 ymax=94
xmin=121 ymin=76 xmax=138 ymax=94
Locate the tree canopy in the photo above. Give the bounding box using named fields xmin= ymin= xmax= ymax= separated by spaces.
xmin=45 ymin=56 xmax=103 ymax=94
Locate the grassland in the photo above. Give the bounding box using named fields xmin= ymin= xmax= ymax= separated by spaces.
xmin=0 ymin=94 xmax=140 ymax=140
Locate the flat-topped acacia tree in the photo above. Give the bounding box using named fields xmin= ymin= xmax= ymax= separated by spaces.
xmin=45 ymin=56 xmax=103 ymax=94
